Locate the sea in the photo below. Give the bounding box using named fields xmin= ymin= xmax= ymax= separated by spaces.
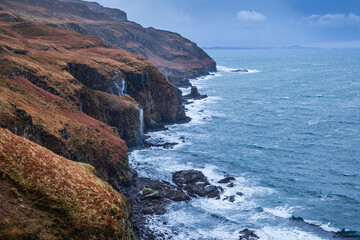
xmin=130 ymin=49 xmax=360 ymax=240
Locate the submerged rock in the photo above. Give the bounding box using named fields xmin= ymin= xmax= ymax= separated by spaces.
xmin=231 ymin=69 xmax=249 ymax=73
xmin=239 ymin=229 xmax=259 ymax=240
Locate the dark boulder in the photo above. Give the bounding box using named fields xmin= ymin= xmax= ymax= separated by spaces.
xmin=239 ymin=229 xmax=259 ymax=240
xmin=218 ymin=176 xmax=236 ymax=184
xmin=172 ymin=170 xmax=221 ymax=198
xmin=223 ymin=195 xmax=235 ymax=203
xmin=172 ymin=170 xmax=209 ymax=185
xmin=236 ymin=192 xmax=244 ymax=197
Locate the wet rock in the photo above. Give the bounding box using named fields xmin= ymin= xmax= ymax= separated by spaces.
xmin=123 ymin=176 xmax=190 ymax=218
xmin=172 ymin=170 xmax=208 ymax=185
xmin=141 ymin=190 xmax=161 ymax=200
xmin=204 ymin=185 xmax=221 ymax=198
xmin=172 ymin=170 xmax=221 ymax=198
xmin=218 ymin=176 xmax=236 ymax=184
xmin=231 ymin=69 xmax=249 ymax=73
xmin=239 ymin=229 xmax=259 ymax=240
xmin=144 ymin=141 xmax=178 ymax=149
xmin=183 ymin=86 xmax=207 ymax=100
xmin=236 ymin=192 xmax=244 ymax=197
xmin=227 ymin=182 xmax=235 ymax=188
xmin=223 ymin=195 xmax=235 ymax=203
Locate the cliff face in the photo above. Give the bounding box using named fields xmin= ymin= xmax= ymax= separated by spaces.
xmin=0 ymin=128 xmax=134 ymax=239
xmin=0 ymin=14 xmax=185 ymax=135
xmin=0 ymin=0 xmax=216 ymax=86
xmin=0 ymin=13 xmax=185 ymax=190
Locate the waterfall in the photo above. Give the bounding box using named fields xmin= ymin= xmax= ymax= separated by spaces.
xmin=137 ymin=104 xmax=144 ymax=146
xmin=120 ymin=78 xmax=126 ymax=96
xmin=113 ymin=71 xmax=126 ymax=96
xmin=113 ymin=78 xmax=126 ymax=96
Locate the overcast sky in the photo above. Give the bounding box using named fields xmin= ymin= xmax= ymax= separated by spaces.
xmin=96 ymin=0 xmax=360 ymax=48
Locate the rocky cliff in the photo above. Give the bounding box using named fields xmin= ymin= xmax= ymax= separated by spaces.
xmin=0 ymin=0 xmax=216 ymax=87
xmin=0 ymin=1 xmax=216 ymax=237
xmin=0 ymin=11 xmax=186 ymax=188
xmin=0 ymin=128 xmax=134 ymax=239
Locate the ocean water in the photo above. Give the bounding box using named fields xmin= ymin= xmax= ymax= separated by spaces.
xmin=130 ymin=49 xmax=360 ymax=240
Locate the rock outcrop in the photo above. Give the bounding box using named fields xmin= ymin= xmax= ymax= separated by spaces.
xmin=0 ymin=0 xmax=217 ymax=86
xmin=183 ymin=86 xmax=208 ymax=100
xmin=172 ymin=170 xmax=221 ymax=198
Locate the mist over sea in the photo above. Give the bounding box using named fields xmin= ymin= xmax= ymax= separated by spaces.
xmin=130 ymin=49 xmax=360 ymax=240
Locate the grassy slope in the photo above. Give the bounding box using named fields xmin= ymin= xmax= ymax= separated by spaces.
xmin=0 ymin=0 xmax=216 ymax=79
xmin=0 ymin=12 xmax=184 ymax=131
xmin=0 ymin=128 xmax=134 ymax=239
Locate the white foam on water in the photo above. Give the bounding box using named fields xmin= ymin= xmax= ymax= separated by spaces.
xmin=129 ymin=72 xmax=332 ymax=240
xmin=217 ymin=65 xmax=237 ymax=72
xmin=263 ymin=206 xmax=294 ymax=219
xmin=257 ymin=226 xmax=326 ymax=240
xmin=145 ymin=210 xmax=240 ymax=240
xmin=217 ymin=65 xmax=260 ymax=73
xmin=307 ymin=120 xmax=319 ymax=125
xmin=303 ymin=219 xmax=342 ymax=233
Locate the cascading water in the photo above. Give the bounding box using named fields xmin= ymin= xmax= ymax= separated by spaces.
xmin=114 ymin=78 xmax=127 ymax=96
xmin=137 ymin=104 xmax=144 ymax=146
xmin=113 ymin=71 xmax=127 ymax=96
xmin=120 ymin=78 xmax=126 ymax=96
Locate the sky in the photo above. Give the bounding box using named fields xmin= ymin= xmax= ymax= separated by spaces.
xmin=96 ymin=0 xmax=360 ymax=48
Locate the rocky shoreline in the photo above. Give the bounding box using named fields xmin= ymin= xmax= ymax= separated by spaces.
xmin=125 ymin=84 xmax=259 ymax=240
xmin=125 ymin=167 xmax=259 ymax=239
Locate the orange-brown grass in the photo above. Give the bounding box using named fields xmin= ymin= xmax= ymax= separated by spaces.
xmin=0 ymin=128 xmax=134 ymax=239
xmin=1 ymin=0 xmax=216 ymax=79
xmin=0 ymin=14 xmax=184 ymax=129
xmin=0 ymin=14 xmax=159 ymax=99
xmin=0 ymin=75 xmax=129 ymax=162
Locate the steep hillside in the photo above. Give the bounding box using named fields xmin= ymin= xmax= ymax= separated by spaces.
xmin=0 ymin=13 xmax=186 ymax=191
xmin=0 ymin=12 xmax=186 ymax=140
xmin=0 ymin=0 xmax=216 ymax=86
xmin=0 ymin=128 xmax=134 ymax=239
